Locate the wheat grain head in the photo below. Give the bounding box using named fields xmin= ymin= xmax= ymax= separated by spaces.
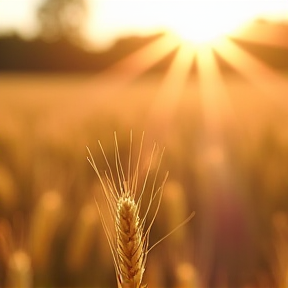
xmin=87 ymin=132 xmax=168 ymax=288
xmin=87 ymin=132 xmax=195 ymax=288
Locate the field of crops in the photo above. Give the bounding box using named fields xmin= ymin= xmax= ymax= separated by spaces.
xmin=0 ymin=72 xmax=288 ymax=288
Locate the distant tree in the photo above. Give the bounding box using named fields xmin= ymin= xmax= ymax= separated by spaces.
xmin=37 ymin=0 xmax=87 ymax=43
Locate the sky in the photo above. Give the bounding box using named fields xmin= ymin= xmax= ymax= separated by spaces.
xmin=0 ymin=0 xmax=42 ymax=38
xmin=0 ymin=0 xmax=288 ymax=49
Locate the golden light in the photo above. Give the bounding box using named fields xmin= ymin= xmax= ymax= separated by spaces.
xmin=85 ymin=0 xmax=288 ymax=48
xmin=87 ymin=0 xmax=288 ymax=138
xmin=160 ymin=1 xmax=266 ymax=46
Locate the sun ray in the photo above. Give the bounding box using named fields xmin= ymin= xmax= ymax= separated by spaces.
xmin=145 ymin=42 xmax=196 ymax=135
xmin=101 ymin=34 xmax=178 ymax=84
xmin=197 ymin=46 xmax=237 ymax=140
xmin=214 ymin=38 xmax=288 ymax=107
xmin=86 ymin=33 xmax=179 ymax=99
xmin=232 ymin=22 xmax=288 ymax=49
xmin=150 ymin=43 xmax=196 ymax=115
xmin=158 ymin=43 xmax=195 ymax=100
xmin=195 ymin=45 xmax=246 ymax=283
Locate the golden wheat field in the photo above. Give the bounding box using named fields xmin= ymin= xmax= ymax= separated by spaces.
xmin=0 ymin=72 xmax=288 ymax=288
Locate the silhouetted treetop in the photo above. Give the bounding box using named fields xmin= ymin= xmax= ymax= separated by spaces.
xmin=37 ymin=0 xmax=87 ymax=42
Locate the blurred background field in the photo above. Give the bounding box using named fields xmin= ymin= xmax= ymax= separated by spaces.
xmin=1 ymin=1 xmax=288 ymax=288
xmin=1 ymin=72 xmax=288 ymax=288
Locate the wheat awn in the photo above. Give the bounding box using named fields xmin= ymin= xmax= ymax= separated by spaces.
xmin=87 ymin=132 xmax=194 ymax=288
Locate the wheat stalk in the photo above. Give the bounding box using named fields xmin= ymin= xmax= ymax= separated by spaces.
xmin=87 ymin=132 xmax=194 ymax=288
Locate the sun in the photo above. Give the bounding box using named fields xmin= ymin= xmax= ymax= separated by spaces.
xmin=86 ymin=0 xmax=258 ymax=49
xmin=160 ymin=1 xmax=261 ymax=46
xmin=86 ymin=0 xmax=288 ymax=49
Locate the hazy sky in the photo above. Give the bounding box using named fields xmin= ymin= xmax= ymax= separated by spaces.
xmin=0 ymin=0 xmax=42 ymax=37
xmin=0 ymin=0 xmax=288 ymax=48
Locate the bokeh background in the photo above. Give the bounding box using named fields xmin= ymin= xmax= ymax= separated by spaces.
xmin=1 ymin=1 xmax=288 ymax=287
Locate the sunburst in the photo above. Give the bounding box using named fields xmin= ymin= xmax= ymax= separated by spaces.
xmin=89 ymin=1 xmax=288 ymax=139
